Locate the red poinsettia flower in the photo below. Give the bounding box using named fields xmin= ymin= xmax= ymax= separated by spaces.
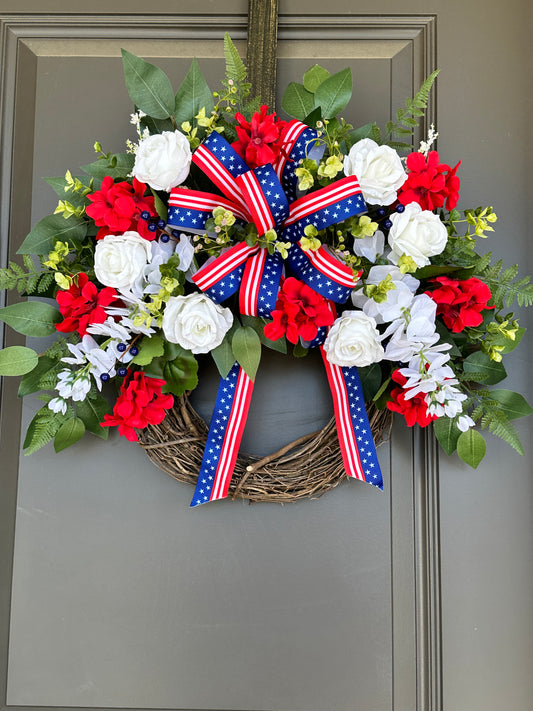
xmin=386 ymin=369 xmax=437 ymax=427
xmin=101 ymin=371 xmax=174 ymax=442
xmin=426 ymin=275 xmax=494 ymax=333
xmin=397 ymin=150 xmax=461 ymax=211
xmin=264 ymin=277 xmax=335 ymax=345
xmin=231 ymin=105 xmax=287 ymax=169
xmin=86 ymin=176 xmax=156 ymax=240
xmin=55 ymin=272 xmax=121 ymax=337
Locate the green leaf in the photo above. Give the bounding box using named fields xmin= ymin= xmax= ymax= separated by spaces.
xmin=489 ymin=390 xmax=533 ymax=420
xmin=18 ymin=355 xmax=57 ymax=396
xmin=434 ymin=321 xmax=462 ymax=357
xmin=0 ymin=346 xmax=38 ymax=376
xmin=211 ymin=337 xmax=236 ymax=380
xmin=54 ymin=417 xmax=85 ymax=453
xmin=232 ymin=326 xmax=261 ymax=381
xmin=303 ymin=65 xmax=330 ymax=93
xmin=131 ymin=334 xmax=165 ymax=366
xmin=150 ymin=189 xmax=168 ymax=221
xmin=17 ymin=214 xmax=87 ymax=255
xmin=23 ymin=405 xmax=66 ymax=454
xmin=121 ymin=49 xmax=175 ymax=119
xmin=350 ymin=122 xmax=375 ymax=143
xmin=75 ymin=392 xmax=111 ymax=439
xmin=281 ymin=82 xmax=315 ymax=121
xmin=302 ymin=106 xmax=323 ymax=128
xmin=414 ymin=264 xmax=475 ymax=280
xmin=162 ymin=346 xmax=199 ymax=396
xmin=500 ymin=327 xmax=526 ymax=354
xmin=44 ymin=176 xmax=90 ymax=207
xmin=81 ymin=153 xmax=135 ymax=181
xmin=0 ymin=301 xmax=60 ymax=337
xmin=174 ymin=58 xmax=214 ymax=126
xmin=457 ymin=429 xmax=486 ymax=468
xmin=240 ymin=315 xmax=287 ymax=354
xmin=313 ymin=68 xmax=352 ymax=119
xmin=292 ymin=342 xmax=309 ymax=358
xmin=223 ymin=32 xmax=247 ymax=84
xmin=358 ymin=363 xmax=382 ymax=401
xmin=433 ymin=416 xmax=462 ymax=455
xmin=463 ymin=351 xmax=507 ymax=385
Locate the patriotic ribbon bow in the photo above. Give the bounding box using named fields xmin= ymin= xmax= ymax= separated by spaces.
xmin=167 ymin=121 xmax=383 ymax=506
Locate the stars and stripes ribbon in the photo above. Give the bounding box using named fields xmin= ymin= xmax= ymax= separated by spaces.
xmin=190 ymin=363 xmax=254 ymax=507
xmin=167 ymin=122 xmax=383 ymax=505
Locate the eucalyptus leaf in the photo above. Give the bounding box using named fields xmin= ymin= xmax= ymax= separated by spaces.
xmin=17 ymin=214 xmax=87 ymax=255
xmin=433 ymin=416 xmax=462 ymax=455
xmin=240 ymin=315 xmax=287 ymax=354
xmin=314 ymin=68 xmax=352 ymax=119
xmin=81 ymin=153 xmax=135 ymax=181
xmin=174 ymin=58 xmax=214 ymax=126
xmin=457 ymin=429 xmax=486 ymax=469
xmin=358 ymin=363 xmax=383 ymax=401
xmin=303 ymin=65 xmax=330 ymax=93
xmin=54 ymin=417 xmax=86 ymax=453
xmin=489 ymin=390 xmax=533 ymax=420
xmin=463 ymin=351 xmax=507 ymax=385
xmin=0 ymin=301 xmax=60 ymax=337
xmin=281 ymin=82 xmax=315 ymax=121
xmin=232 ymin=326 xmax=261 ymax=381
xmin=211 ymin=337 xmax=235 ymax=380
xmin=121 ymin=49 xmax=175 ymax=119
xmin=75 ymin=393 xmax=111 ymax=439
xmin=0 ymin=346 xmax=38 ymax=376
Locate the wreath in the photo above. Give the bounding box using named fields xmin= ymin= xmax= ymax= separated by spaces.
xmin=1 ymin=35 xmax=531 ymax=506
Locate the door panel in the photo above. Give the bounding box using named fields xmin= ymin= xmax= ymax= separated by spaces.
xmin=0 ymin=3 xmax=531 ymax=711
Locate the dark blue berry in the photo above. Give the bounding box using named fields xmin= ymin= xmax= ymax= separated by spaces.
xmin=377 ymin=207 xmax=387 ymax=218
xmin=383 ymin=219 xmax=393 ymax=230
xmin=171 ymin=230 xmax=180 ymax=238
xmin=157 ymin=219 xmax=166 ymax=229
xmin=117 ymin=342 xmax=127 ymax=352
xmin=395 ymin=203 xmax=405 ymax=213
xmin=160 ymin=233 xmax=170 ymax=243
xmin=140 ymin=210 xmax=150 ymax=220
xmin=129 ymin=346 xmax=139 ymax=356
xmin=117 ymin=367 xmax=128 ymax=377
xmin=148 ymin=223 xmax=157 ymax=232
xmin=100 ymin=372 xmax=111 ymax=382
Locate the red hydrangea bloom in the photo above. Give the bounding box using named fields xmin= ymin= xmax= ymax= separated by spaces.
xmin=426 ymin=275 xmax=494 ymax=333
xmin=397 ymin=151 xmax=461 ymax=211
xmin=386 ymin=369 xmax=437 ymax=427
xmin=86 ymin=176 xmax=156 ymax=240
xmin=264 ymin=277 xmax=335 ymax=345
xmin=232 ymin=105 xmax=287 ymax=168
xmin=55 ymin=273 xmax=121 ymax=336
xmin=101 ymin=371 xmax=174 ymax=442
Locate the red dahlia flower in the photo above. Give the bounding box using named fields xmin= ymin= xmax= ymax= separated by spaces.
xmin=232 ymin=105 xmax=287 ymax=169
xmin=101 ymin=371 xmax=174 ymax=442
xmin=397 ymin=150 xmax=461 ymax=211
xmin=426 ymin=275 xmax=494 ymax=333
xmin=86 ymin=176 xmax=156 ymax=240
xmin=264 ymin=277 xmax=335 ymax=345
xmin=386 ymin=369 xmax=437 ymax=427
xmin=55 ymin=272 xmax=121 ymax=336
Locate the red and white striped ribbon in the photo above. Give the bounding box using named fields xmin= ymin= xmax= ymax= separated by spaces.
xmin=283 ymin=176 xmax=362 ymax=228
xmin=273 ymin=120 xmax=309 ymax=182
xmin=192 ymin=144 xmax=251 ymax=217
xmin=239 ymin=248 xmax=268 ymax=316
xmin=192 ymin=242 xmax=259 ymax=292
xmin=300 ymin=243 xmax=361 ymax=288
xmin=236 ymin=171 xmax=275 ymax=236
xmin=169 ymin=188 xmax=250 ymax=223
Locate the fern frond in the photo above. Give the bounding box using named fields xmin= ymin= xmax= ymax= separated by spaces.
xmin=223 ymin=33 xmax=247 ymax=84
xmin=23 ymin=405 xmax=66 ymax=455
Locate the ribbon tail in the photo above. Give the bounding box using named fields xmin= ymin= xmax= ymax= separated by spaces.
xmin=320 ymin=347 xmax=383 ymax=490
xmin=190 ymin=363 xmax=255 ymax=507
xmin=239 ymin=248 xmax=284 ymax=318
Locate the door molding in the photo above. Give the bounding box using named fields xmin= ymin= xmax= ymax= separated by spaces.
xmin=0 ymin=12 xmax=440 ymax=710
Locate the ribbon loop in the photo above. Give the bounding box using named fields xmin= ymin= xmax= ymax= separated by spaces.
xmin=192 ymin=242 xmax=260 ymax=303
xmin=287 ymin=242 xmax=360 ymax=303
xmin=236 ymin=164 xmax=289 ymax=236
xmin=239 ymin=249 xmax=284 ymax=317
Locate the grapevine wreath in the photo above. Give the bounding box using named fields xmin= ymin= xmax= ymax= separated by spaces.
xmin=1 ymin=35 xmax=531 ymax=506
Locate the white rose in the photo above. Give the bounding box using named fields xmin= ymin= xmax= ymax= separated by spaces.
xmin=388 ymin=203 xmax=448 ymax=267
xmin=132 ymin=130 xmax=192 ymax=192
xmin=162 ymin=293 xmax=233 ymax=354
xmin=343 ymin=138 xmax=407 ymax=205
xmin=94 ymin=231 xmax=152 ymax=291
xmin=323 ymin=311 xmax=384 ymax=368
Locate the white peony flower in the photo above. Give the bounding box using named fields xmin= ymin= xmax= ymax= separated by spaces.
xmin=323 ymin=311 xmax=384 ymax=367
xmin=94 ymin=231 xmax=152 ymax=292
xmin=162 ymin=293 xmax=233 ymax=354
xmin=132 ymin=130 xmax=192 ymax=192
xmin=387 ymin=203 xmax=448 ymax=268
xmin=352 ymin=229 xmax=385 ymax=263
xmin=343 ymin=138 xmax=407 ymax=205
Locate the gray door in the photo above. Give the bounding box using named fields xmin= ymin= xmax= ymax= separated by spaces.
xmin=0 ymin=2 xmax=531 ymax=710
